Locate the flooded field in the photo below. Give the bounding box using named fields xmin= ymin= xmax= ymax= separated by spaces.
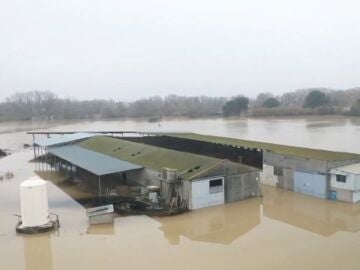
xmin=1 ymin=116 xmax=360 ymax=270
xmin=2 ymin=115 xmax=360 ymax=152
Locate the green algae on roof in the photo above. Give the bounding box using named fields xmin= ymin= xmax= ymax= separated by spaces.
xmin=78 ymin=136 xmax=255 ymax=180
xmin=161 ymin=133 xmax=360 ymax=161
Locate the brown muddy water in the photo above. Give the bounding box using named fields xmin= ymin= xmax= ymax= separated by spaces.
xmin=1 ymin=116 xmax=360 ymax=270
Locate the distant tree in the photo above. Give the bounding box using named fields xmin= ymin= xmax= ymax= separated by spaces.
xmin=303 ymin=90 xmax=328 ymax=108
xmin=254 ymin=92 xmax=273 ymax=107
xmin=350 ymin=99 xmax=360 ymax=116
xmin=262 ymin=97 xmax=280 ymax=108
xmin=223 ymin=97 xmax=249 ymax=117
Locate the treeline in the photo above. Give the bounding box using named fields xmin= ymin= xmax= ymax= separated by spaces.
xmin=0 ymin=91 xmax=225 ymax=121
xmin=1 ymin=87 xmax=360 ymax=121
xmin=246 ymin=87 xmax=360 ymax=117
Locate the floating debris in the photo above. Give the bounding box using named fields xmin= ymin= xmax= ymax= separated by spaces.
xmin=86 ymin=204 xmax=115 ymax=225
xmin=5 ymin=171 xmax=14 ymax=179
xmin=0 ymin=171 xmax=14 ymax=181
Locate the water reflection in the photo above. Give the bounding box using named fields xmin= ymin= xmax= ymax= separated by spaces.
xmin=32 ymin=162 xmax=360 ymax=245
xmin=262 ymin=185 xmax=360 ymax=236
xmin=349 ymin=117 xmax=360 ymax=126
xmin=22 ymin=234 xmax=53 ymax=270
xmin=305 ymin=116 xmax=347 ymax=128
xmin=87 ymin=224 xmax=115 ymax=235
xmin=156 ymin=198 xmax=261 ymax=245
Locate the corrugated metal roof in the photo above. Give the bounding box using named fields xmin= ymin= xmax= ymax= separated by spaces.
xmin=161 ymin=133 xmax=360 ymax=161
xmin=48 ymin=145 xmax=143 ymax=176
xmin=78 ymin=136 xmax=257 ymax=180
xmin=34 ymin=133 xmax=96 ymax=147
xmin=330 ymin=163 xmax=360 ymax=175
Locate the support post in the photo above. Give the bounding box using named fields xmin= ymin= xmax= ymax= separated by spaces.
xmin=98 ymin=176 xmax=102 ymax=197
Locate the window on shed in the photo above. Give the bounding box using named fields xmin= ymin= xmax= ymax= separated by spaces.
xmin=336 ymin=174 xmax=346 ymax=183
xmin=273 ymin=166 xmax=283 ymax=176
xmin=209 ymin=179 xmax=223 ymax=194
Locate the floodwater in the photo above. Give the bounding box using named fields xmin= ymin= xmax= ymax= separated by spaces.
xmin=1 ymin=116 xmax=360 ymax=270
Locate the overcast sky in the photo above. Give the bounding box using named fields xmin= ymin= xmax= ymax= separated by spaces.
xmin=0 ymin=0 xmax=359 ymax=101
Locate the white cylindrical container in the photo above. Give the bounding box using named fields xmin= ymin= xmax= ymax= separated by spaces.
xmin=20 ymin=177 xmax=49 ymax=227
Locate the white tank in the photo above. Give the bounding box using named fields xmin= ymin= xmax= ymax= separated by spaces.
xmin=20 ymin=177 xmax=49 ymax=227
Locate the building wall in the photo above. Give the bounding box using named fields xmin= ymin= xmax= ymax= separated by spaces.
xmin=260 ymin=164 xmax=278 ymax=187
xmin=294 ymin=171 xmax=327 ymax=199
xmin=277 ymin=168 xmax=294 ymax=190
xmin=116 ymin=160 xmax=259 ymax=210
xmin=330 ymin=173 xmax=360 ymax=203
xmin=353 ymin=191 xmax=360 ymax=203
xmin=263 ymin=151 xmax=359 ymax=201
xmin=263 ymin=151 xmax=328 ymax=173
xmin=330 ymin=173 xmax=356 ymax=191
xmin=331 ymin=188 xmax=353 ymax=203
xmin=190 ymin=177 xmax=225 ymax=210
xmin=356 ymin=175 xmax=360 ymax=191
xmin=225 ymin=171 xmax=259 ymax=202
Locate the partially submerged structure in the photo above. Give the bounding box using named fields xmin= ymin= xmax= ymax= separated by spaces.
xmin=30 ymin=131 xmax=360 ymax=204
xmin=34 ymin=134 xmax=260 ymax=210
xmin=330 ymin=163 xmax=360 ymax=203
xmin=143 ymin=133 xmax=360 ymax=203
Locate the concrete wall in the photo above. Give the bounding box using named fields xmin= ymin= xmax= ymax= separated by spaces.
xmin=260 ymin=164 xmax=294 ymax=191
xmin=330 ymin=189 xmax=360 ymax=203
xmin=331 ymin=188 xmax=353 ymax=203
xmin=263 ymin=151 xmax=328 ymax=173
xmin=225 ymin=171 xmax=259 ymax=203
xmin=294 ymin=171 xmax=327 ymax=199
xmin=260 ymin=164 xmax=278 ymax=187
xmin=277 ymin=168 xmax=294 ymax=190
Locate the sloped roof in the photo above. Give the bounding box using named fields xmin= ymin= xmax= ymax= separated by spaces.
xmin=48 ymin=145 xmax=143 ymax=176
xmin=34 ymin=133 xmax=96 ymax=147
xmin=161 ymin=133 xmax=360 ymax=161
xmin=330 ymin=163 xmax=360 ymax=175
xmin=77 ymin=136 xmax=256 ymax=180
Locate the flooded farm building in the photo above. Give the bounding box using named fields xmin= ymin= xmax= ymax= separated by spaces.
xmin=155 ymin=133 xmax=360 ymax=203
xmin=34 ymin=134 xmax=260 ymax=210
xmin=32 ymin=132 xmax=360 ymax=205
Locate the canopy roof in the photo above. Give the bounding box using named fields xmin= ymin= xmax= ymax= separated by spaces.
xmin=34 ymin=133 xmax=96 ymax=147
xmin=48 ymin=145 xmax=143 ymax=176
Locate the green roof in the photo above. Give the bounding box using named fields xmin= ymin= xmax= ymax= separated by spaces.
xmin=161 ymin=133 xmax=360 ymax=161
xmin=77 ymin=136 xmax=255 ymax=180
